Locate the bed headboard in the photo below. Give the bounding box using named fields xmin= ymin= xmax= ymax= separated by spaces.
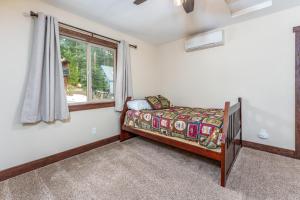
xmin=120 ymin=97 xmax=132 ymax=128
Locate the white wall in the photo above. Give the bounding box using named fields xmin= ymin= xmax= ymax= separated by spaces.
xmin=1 ymin=0 xmax=299 ymax=171
xmin=0 ymin=0 xmax=159 ymax=170
xmin=157 ymin=6 xmax=299 ymax=150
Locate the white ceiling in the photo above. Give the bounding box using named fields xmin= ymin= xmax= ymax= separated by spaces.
xmin=43 ymin=0 xmax=300 ymax=44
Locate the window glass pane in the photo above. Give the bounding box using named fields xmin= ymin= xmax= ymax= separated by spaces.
xmin=60 ymin=37 xmax=88 ymax=104
xmin=91 ymin=46 xmax=115 ymax=101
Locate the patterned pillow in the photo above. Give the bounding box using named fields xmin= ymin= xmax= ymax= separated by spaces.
xmin=145 ymin=96 xmax=162 ymax=110
xmin=146 ymin=95 xmax=172 ymax=110
xmin=157 ymin=95 xmax=171 ymax=109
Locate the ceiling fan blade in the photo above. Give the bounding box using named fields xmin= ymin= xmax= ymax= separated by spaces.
xmin=182 ymin=0 xmax=194 ymax=13
xmin=134 ymin=0 xmax=147 ymax=5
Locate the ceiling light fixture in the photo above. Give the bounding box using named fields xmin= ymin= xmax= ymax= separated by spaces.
xmin=231 ymin=0 xmax=273 ymax=18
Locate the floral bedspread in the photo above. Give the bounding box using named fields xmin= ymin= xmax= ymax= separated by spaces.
xmin=124 ymin=107 xmax=224 ymax=149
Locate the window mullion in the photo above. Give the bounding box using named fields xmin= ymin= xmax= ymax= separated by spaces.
xmin=87 ymin=44 xmax=92 ymax=102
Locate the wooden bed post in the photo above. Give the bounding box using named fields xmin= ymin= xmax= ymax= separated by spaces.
xmin=220 ymin=98 xmax=243 ymax=187
xmin=120 ymin=97 xmax=135 ymax=142
xmin=221 ymin=101 xmax=230 ymax=187
xmin=238 ymin=97 xmax=243 ymax=147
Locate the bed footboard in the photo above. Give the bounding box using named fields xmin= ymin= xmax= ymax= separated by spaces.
xmin=220 ymin=98 xmax=242 ymax=187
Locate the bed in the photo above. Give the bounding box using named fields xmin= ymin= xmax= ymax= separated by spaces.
xmin=120 ymin=97 xmax=242 ymax=187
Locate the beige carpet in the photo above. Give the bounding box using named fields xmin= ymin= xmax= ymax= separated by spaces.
xmin=1 ymin=138 xmax=300 ymax=200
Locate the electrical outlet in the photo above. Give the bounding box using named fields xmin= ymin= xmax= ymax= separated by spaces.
xmin=91 ymin=128 xmax=97 ymax=135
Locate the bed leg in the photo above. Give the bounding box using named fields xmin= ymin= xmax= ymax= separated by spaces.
xmin=220 ymin=160 xmax=226 ymax=187
xmin=220 ymin=143 xmax=226 ymax=187
xmin=120 ymin=130 xmax=135 ymax=142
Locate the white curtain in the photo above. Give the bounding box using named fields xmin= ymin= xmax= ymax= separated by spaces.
xmin=115 ymin=40 xmax=133 ymax=111
xmin=21 ymin=13 xmax=69 ymax=123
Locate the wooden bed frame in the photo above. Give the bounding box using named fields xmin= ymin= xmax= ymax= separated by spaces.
xmin=120 ymin=97 xmax=242 ymax=187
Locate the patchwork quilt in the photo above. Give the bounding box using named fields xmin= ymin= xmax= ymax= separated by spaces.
xmin=124 ymin=107 xmax=224 ymax=149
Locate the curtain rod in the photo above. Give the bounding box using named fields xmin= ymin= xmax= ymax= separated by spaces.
xmin=30 ymin=11 xmax=138 ymax=49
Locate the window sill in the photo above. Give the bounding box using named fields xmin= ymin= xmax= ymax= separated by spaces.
xmin=68 ymin=101 xmax=115 ymax=112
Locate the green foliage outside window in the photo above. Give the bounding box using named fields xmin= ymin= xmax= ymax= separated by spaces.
xmin=59 ymin=36 xmax=115 ymax=101
xmin=91 ymin=47 xmax=114 ymax=93
xmin=60 ymin=37 xmax=87 ymax=90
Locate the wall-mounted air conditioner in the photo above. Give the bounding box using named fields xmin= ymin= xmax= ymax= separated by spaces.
xmin=185 ymin=30 xmax=224 ymax=52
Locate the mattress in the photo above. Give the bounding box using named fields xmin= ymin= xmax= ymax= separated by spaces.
xmin=124 ymin=107 xmax=224 ymax=150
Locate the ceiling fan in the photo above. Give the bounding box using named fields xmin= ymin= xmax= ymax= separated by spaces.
xmin=133 ymin=0 xmax=195 ymax=14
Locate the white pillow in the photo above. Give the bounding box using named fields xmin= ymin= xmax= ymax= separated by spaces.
xmin=127 ymin=100 xmax=152 ymax=111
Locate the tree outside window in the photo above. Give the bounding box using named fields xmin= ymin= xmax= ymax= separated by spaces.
xmin=59 ymin=36 xmax=116 ymax=104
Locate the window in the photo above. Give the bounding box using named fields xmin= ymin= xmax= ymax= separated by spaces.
xmin=59 ymin=26 xmax=117 ymax=111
